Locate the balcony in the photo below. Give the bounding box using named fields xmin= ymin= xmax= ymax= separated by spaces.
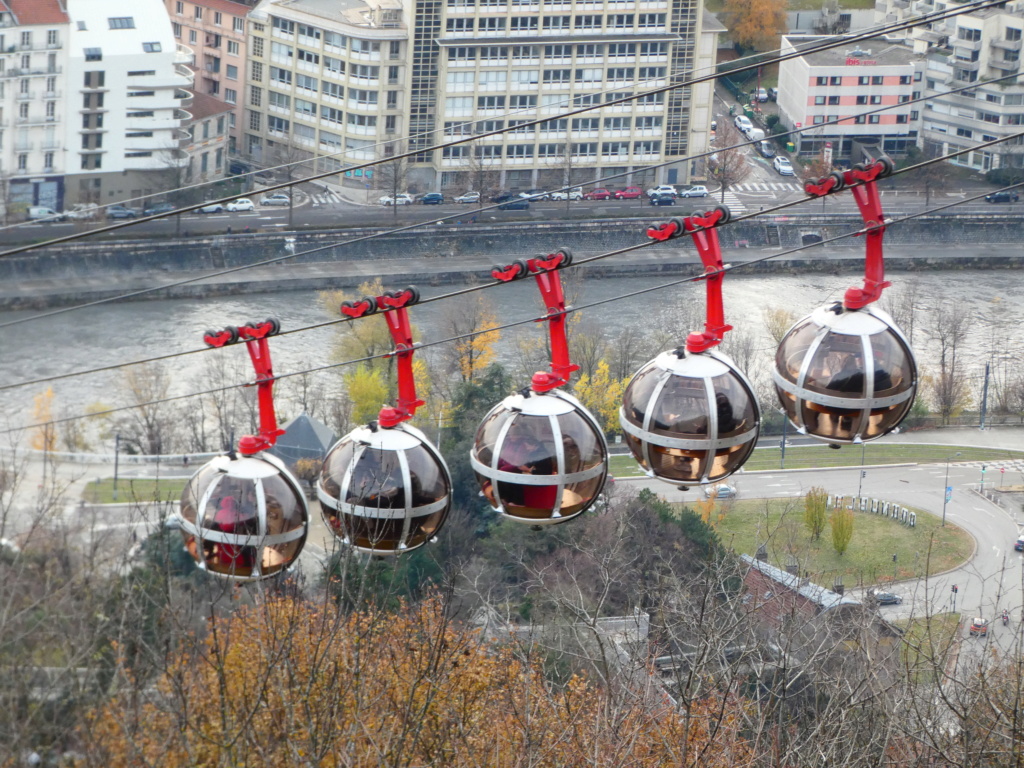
xmin=953 ymin=58 xmax=981 ymax=71
xmin=992 ymin=38 xmax=1023 ymax=52
xmin=954 ymin=37 xmax=983 ymax=52
xmin=990 ymin=57 xmax=1020 ymax=71
xmin=14 ymin=141 xmax=33 ymax=151
xmin=175 ymin=89 xmax=194 ymax=108
xmin=16 ymin=91 xmax=34 ymax=101
xmin=175 ymin=43 xmax=195 ymax=66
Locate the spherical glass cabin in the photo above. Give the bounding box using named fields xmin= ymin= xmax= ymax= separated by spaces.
xmin=471 ymin=389 xmax=608 ymax=525
xmin=318 ymin=423 xmax=451 ymax=555
xmin=177 ymin=453 xmax=309 ymax=581
xmin=773 ymin=303 xmax=917 ymax=444
xmin=620 ymin=349 xmax=760 ymax=486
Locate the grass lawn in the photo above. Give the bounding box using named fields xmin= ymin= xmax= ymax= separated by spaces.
xmin=683 ymin=497 xmax=973 ymax=587
xmin=609 ymin=443 xmax=1024 ymax=478
xmin=83 ymin=477 xmax=187 ymax=504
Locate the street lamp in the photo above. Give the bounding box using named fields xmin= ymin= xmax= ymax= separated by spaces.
xmin=941 ymin=451 xmax=962 ymax=527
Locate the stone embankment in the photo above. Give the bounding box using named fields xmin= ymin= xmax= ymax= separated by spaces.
xmin=3 ymin=213 xmax=1023 ymax=310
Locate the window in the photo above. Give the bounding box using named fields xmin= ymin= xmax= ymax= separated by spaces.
xmin=296 ymin=74 xmax=317 ymax=90
xmin=478 ymin=70 xmax=506 ymax=87
xmin=349 ymin=88 xmax=377 ymax=105
xmin=896 ymin=114 xmax=909 ymax=124
xmin=268 ymin=91 xmax=291 ymax=109
xmin=84 ymin=71 xmax=105 ymax=87
xmin=538 ymin=144 xmax=562 ymax=157
xmin=855 ymin=95 xmax=867 ymax=105
xmin=214 ymin=11 xmax=222 ymax=25
xmin=351 ymin=64 xmax=379 ymax=80
xmin=234 ymin=17 xmax=244 ymax=33
xmin=512 ymin=45 xmax=537 ymax=61
xmin=478 ymin=95 xmax=506 ymax=109
xmin=956 ymin=127 xmax=972 ymax=138
xmin=510 ymin=95 xmax=536 ymax=109
xmin=638 ymin=13 xmax=665 ymax=27
xmin=347 ymin=113 xmax=376 ymax=128
xmin=325 ymin=31 xmax=347 ymax=49
xmin=510 ymin=17 xmax=537 ymax=32
xmin=512 ymin=70 xmax=539 ymax=86
xmin=128 ymin=90 xmax=155 ymax=97
xmin=84 ymin=48 xmax=102 ymax=61
xmin=610 ymin=14 xmax=634 ymax=27
xmin=1008 ymin=27 xmax=1023 ymax=42
xmin=854 ymin=115 xmax=866 ymax=124
xmin=608 ymin=43 xmax=635 ymax=58
xmin=442 ymin=145 xmax=468 ymax=160
xmin=899 ymin=75 xmax=912 ymax=84
xmin=447 ymin=18 xmax=474 ymax=33
xmin=871 ymin=75 xmax=883 ymax=85
xmin=18 ymin=102 xmax=28 ymax=118
xmin=544 ymin=16 xmax=570 ymax=30
xmin=322 ymin=81 xmax=344 ymax=99
xmin=572 ymin=142 xmax=596 ymax=156
xmin=640 ymin=42 xmax=666 ymax=56
xmin=222 ymin=65 xmax=236 ymax=80
xmin=142 ymin=42 xmax=161 ymax=52
xmin=320 ymin=106 xmax=343 ymax=123
xmin=958 ymin=26 xmax=981 ymax=42
xmin=126 ymin=130 xmax=153 ymax=137
xmin=545 ymin=44 xmax=572 ymax=59
xmin=20 ymin=31 xmax=30 ymax=47
xmin=175 ymin=1 xmax=183 ymax=13
xmin=507 ymin=144 xmax=533 ymax=158
xmin=816 ymin=76 xmax=827 ymax=86
xmin=272 ymin=41 xmax=293 ymax=59
xmin=268 ymin=116 xmax=290 ymax=133
xmin=350 ymin=39 xmax=380 ymax=54
xmin=172 ymin=23 xmax=181 ymax=38
xmin=298 ymin=24 xmax=321 ymax=40
xmin=899 ymin=95 xmax=910 ymax=103
xmin=446 ymin=96 xmax=472 ymax=111
xmin=604 ymin=116 xmax=631 ymax=130
xmin=828 ymin=95 xmax=840 ymax=105
xmin=868 ymin=114 xmax=880 ymax=124
xmin=249 ymin=86 xmax=262 ymax=106
xmin=43 ymin=152 xmax=53 ymax=169
xmin=109 ymin=17 xmax=134 ymax=29
xmin=252 ymin=37 xmax=264 ymax=57
xmin=572 ymin=117 xmax=599 ymax=131
xmin=539 ymin=118 xmax=566 ymax=131
xmin=830 ymin=76 xmax=842 ymax=85
xmin=608 ymin=67 xmax=635 ymax=81
xmin=225 ymin=88 xmax=237 ymax=104
xmin=270 ymin=67 xmax=291 ymax=85
xmin=812 ymin=115 xmax=825 ymax=125
xmin=858 ymin=75 xmax=869 ymax=85
xmin=324 ymin=56 xmax=346 ymax=75
xmin=508 ymin=119 xmax=530 ymax=132
xmin=447 ymin=46 xmax=475 ymax=62
xmin=479 ymin=18 xmax=506 ymax=32
xmin=292 ymin=98 xmax=315 ymax=118
xmin=576 ymin=68 xmax=603 ymax=84
xmin=320 ymin=130 xmax=341 ymax=150
xmin=544 ymin=69 xmax=570 ymax=83
xmin=602 ymin=141 xmax=628 ymax=156
xmin=576 ymin=16 xmax=601 ymax=30
xmin=638 ymin=66 xmax=666 ymax=79
xmin=870 ymin=95 xmax=882 ymax=104
xmin=980 ymin=112 xmax=1000 ymax=124
xmin=272 ymin=17 xmax=295 ymax=34
xmin=634 ymin=140 xmax=660 ymax=154
xmin=227 ymin=40 xmax=240 ymax=56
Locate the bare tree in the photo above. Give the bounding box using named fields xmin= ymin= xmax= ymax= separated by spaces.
xmin=710 ymin=121 xmax=752 ymax=203
xmin=375 ymin=141 xmax=411 ymax=216
xmin=927 ymin=302 xmax=972 ymax=424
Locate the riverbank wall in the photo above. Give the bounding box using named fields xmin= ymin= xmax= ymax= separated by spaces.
xmin=4 ymin=213 xmax=1023 ymax=310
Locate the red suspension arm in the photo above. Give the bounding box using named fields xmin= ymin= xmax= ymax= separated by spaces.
xmin=203 ymin=319 xmax=284 ymax=455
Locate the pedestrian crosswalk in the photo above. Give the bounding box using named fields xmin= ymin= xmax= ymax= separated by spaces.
xmin=716 ymin=191 xmax=746 ymax=213
xmin=310 ymin=189 xmax=345 ymax=206
xmin=732 ymin=182 xmax=803 ymax=194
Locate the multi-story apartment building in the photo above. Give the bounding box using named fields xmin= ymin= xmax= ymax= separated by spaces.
xmin=165 ymin=0 xmax=251 ymax=153
xmin=64 ymin=0 xmax=196 ymax=207
xmin=876 ymin=0 xmax=1024 ymax=171
xmin=243 ymin=0 xmax=717 ymax=193
xmin=0 ymin=0 xmax=70 ymax=217
xmin=777 ymin=35 xmax=922 ymax=162
xmin=180 ymin=90 xmax=233 ymax=189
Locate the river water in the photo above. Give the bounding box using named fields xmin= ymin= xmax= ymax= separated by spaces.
xmin=2 ymin=268 xmax=1022 ymax=447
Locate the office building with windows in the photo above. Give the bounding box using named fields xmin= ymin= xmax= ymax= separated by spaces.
xmin=164 ymin=0 xmax=251 ymax=153
xmin=62 ymin=0 xmax=195 ymax=206
xmin=876 ymin=0 xmax=1024 ymax=171
xmin=0 ymin=0 xmax=70 ymax=217
xmin=776 ymin=35 xmax=921 ymax=162
xmin=243 ymin=0 xmax=718 ymax=193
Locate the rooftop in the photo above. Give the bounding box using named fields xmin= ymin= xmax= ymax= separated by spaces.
xmin=187 ymin=90 xmax=234 ymax=121
xmin=741 ymin=554 xmax=862 ymax=614
xmin=254 ymin=0 xmax=402 ymax=28
xmin=784 ymin=35 xmax=919 ymax=68
xmin=7 ymin=0 xmax=69 ymax=25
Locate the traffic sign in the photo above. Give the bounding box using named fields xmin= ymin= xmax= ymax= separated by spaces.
xmin=1001 ymin=467 xmax=1005 ymax=474
xmin=945 ymin=486 xmax=952 ymax=503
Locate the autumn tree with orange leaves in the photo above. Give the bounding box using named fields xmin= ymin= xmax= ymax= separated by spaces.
xmin=77 ymin=595 xmax=753 ymax=768
xmin=722 ymin=0 xmax=787 ymax=52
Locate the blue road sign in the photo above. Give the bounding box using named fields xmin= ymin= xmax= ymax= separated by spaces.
xmin=945 ymin=486 xmax=953 ymax=503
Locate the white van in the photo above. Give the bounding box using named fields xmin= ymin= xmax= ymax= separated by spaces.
xmin=27 ymin=206 xmax=66 ymax=222
xmin=746 ymin=128 xmax=766 ymax=142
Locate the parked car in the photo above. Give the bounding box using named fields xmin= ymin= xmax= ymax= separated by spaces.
xmin=419 ymin=192 xmax=445 ymax=205
xmin=646 ymin=184 xmax=678 ymax=198
xmin=143 ymin=202 xmax=176 ymax=216
xmin=226 ymin=198 xmax=255 ymax=212
xmin=259 ymin=193 xmax=291 ymax=206
xmin=756 ymin=87 xmax=769 ymax=102
xmin=969 ymin=617 xmax=989 ymax=637
xmin=379 ymin=193 xmax=414 ymax=206
xmin=518 ymin=188 xmax=549 ymax=200
xmin=757 ymin=140 xmax=777 ymax=159
xmin=745 ymin=128 xmax=766 ymax=142
xmin=702 ymin=483 xmax=737 ymax=499
xmin=773 ymin=156 xmax=795 ymax=176
xmin=614 ymin=186 xmax=645 ymax=199
xmin=454 ymin=191 xmax=480 ymax=204
xmin=27 ymin=206 xmax=66 ymax=222
xmin=734 ymin=115 xmax=753 ymax=133
xmin=649 ymin=193 xmax=676 ymax=206
xmin=65 ymin=203 xmax=99 ymax=221
xmin=199 ymin=202 xmax=224 ymax=214
xmin=494 ymin=193 xmax=530 ymax=210
xmin=105 ymin=205 xmax=139 ymax=219
xmin=1014 ymin=535 xmax=1024 ymax=551
xmin=985 ymin=191 xmax=1020 ymax=203
xmin=549 ymin=187 xmax=583 ymax=201
xmin=678 ymin=185 xmax=710 ymax=198
xmin=768 ymin=87 xmax=779 ymax=101
xmin=868 ymin=589 xmax=903 ymax=606
xmin=583 ymin=188 xmax=612 ymax=200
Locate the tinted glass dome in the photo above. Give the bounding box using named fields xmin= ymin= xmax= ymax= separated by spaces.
xmin=318 ymin=422 xmax=451 ymax=555
xmin=620 ymin=349 xmax=760 ymax=485
xmin=773 ymin=304 xmax=917 ymax=443
xmin=471 ymin=389 xmax=608 ymax=525
xmin=177 ymin=453 xmax=308 ymax=581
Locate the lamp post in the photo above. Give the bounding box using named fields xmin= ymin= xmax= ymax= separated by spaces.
xmin=941 ymin=451 xmax=962 ymax=527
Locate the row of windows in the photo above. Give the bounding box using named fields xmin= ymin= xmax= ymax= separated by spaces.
xmin=813 ymin=94 xmax=914 ymax=105
xmin=174 ymin=1 xmax=246 ymax=33
xmin=0 ymin=29 xmax=60 ymax=48
xmin=814 ymin=73 xmax=919 ymax=86
xmin=262 ymin=113 xmax=381 ymax=133
xmin=810 ymin=114 xmax=910 ymax=125
xmin=441 ymin=140 xmax=661 ymax=157
xmin=268 ymin=45 xmax=389 ymax=78
xmin=172 ymin=24 xmax=241 ymax=55
xmin=444 ymin=13 xmax=667 ymax=33
xmin=446 ymin=91 xmax=663 ymax=110
xmin=11 ymin=152 xmax=57 ymax=172
xmin=447 ymin=42 xmax=668 ymax=61
xmin=446 ymin=0 xmax=649 ymax=5
xmin=270 ymin=17 xmax=393 ymax=56
xmin=83 ymin=41 xmax=160 ymax=61
xmin=446 ymin=66 xmax=664 ymax=87
xmin=444 ymin=115 xmax=662 ymax=133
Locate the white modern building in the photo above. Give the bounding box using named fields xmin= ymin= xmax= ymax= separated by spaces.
xmin=876 ymin=0 xmax=1024 ymax=171
xmin=243 ymin=0 xmax=719 ymax=194
xmin=64 ymin=0 xmax=195 ymax=206
xmin=0 ymin=0 xmax=70 ymax=218
xmin=776 ymin=35 xmax=922 ymax=162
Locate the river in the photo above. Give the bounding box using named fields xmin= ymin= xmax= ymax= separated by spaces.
xmin=2 ymin=268 xmax=1021 ymax=448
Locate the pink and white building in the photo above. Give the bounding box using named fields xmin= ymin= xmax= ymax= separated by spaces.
xmin=776 ymin=35 xmax=924 ymax=162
